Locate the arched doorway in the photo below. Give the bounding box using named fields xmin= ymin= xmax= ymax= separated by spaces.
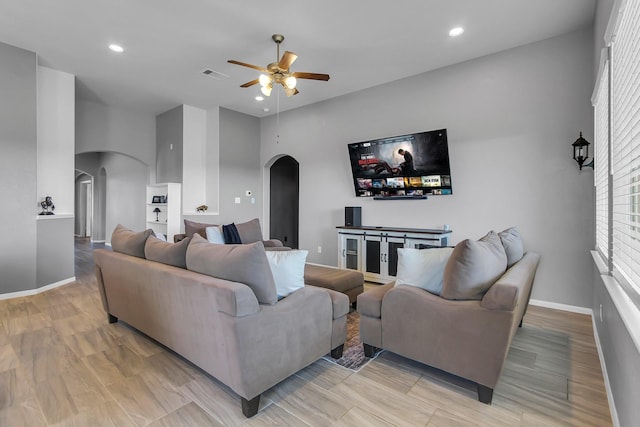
xmin=270 ymin=155 xmax=299 ymax=249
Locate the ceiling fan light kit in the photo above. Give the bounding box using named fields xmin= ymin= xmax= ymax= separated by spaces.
xmin=228 ymin=34 xmax=330 ymax=97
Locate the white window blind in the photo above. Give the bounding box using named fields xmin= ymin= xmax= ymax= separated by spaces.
xmin=611 ymin=0 xmax=640 ymax=291
xmin=594 ymin=62 xmax=610 ymax=261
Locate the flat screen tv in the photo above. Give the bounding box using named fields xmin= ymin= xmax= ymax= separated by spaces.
xmin=347 ymin=128 xmax=452 ymax=198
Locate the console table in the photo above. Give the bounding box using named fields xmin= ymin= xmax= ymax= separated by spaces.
xmin=337 ymin=226 xmax=452 ymax=284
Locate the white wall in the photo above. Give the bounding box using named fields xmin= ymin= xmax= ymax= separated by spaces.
xmin=261 ymin=29 xmax=595 ymax=308
xmin=37 ymin=66 xmax=75 ymax=214
xmin=182 ymin=105 xmax=207 ymax=213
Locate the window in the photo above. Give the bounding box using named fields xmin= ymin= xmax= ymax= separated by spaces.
xmin=604 ymin=0 xmax=640 ymax=294
xmin=594 ymin=60 xmax=609 ymax=261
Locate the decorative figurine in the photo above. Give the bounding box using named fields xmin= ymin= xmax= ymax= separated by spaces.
xmin=39 ymin=196 xmax=55 ymax=215
xmin=196 ymin=204 xmax=208 ymax=213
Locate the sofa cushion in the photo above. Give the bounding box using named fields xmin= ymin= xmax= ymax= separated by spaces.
xmin=236 ymin=218 xmax=264 ymax=243
xmin=144 ymin=235 xmax=191 ymax=269
xmin=441 ymin=231 xmax=507 ymax=300
xmin=184 ymin=219 xmax=214 ymax=239
xmin=111 ymin=224 xmax=153 ymax=258
xmin=186 ymin=234 xmax=278 ymax=305
xmin=205 ymin=226 xmax=225 ymax=244
xmin=499 ymin=227 xmax=524 ymax=268
xmin=266 ymin=250 xmax=308 ymax=298
xmin=395 ymin=247 xmax=454 ymax=295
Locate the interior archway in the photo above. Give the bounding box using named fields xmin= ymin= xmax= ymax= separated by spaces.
xmin=269 ymin=155 xmax=299 ymax=249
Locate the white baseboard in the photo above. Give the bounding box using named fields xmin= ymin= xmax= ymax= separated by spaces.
xmin=592 ymin=316 xmax=621 ymax=427
xmin=91 ymin=239 xmax=105 ymax=243
xmin=0 ymin=277 xmax=76 ymax=300
xmin=529 ymin=299 xmax=593 ymax=315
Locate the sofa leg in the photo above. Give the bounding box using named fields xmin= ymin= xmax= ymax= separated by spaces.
xmin=241 ymin=395 xmax=260 ymax=418
xmin=477 ymin=384 xmax=494 ymax=404
xmin=107 ymin=313 xmax=118 ymax=324
xmin=363 ymin=343 xmax=378 ymax=358
xmin=351 ymin=301 xmax=357 ymax=310
xmin=330 ymin=344 xmax=344 ymax=359
xmin=519 ymin=318 xmax=523 ymax=328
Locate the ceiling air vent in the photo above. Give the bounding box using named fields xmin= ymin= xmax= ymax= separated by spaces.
xmin=202 ymin=69 xmax=229 ymax=80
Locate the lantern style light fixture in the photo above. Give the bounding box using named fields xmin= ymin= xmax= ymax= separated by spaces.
xmin=153 ymin=207 xmax=161 ymax=221
xmin=572 ymin=132 xmax=594 ymax=170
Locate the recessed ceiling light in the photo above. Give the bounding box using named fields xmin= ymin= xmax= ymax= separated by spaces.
xmin=255 ymin=96 xmax=264 ymax=101
xmin=449 ymin=27 xmax=464 ymax=37
xmin=108 ymin=44 xmax=124 ymax=53
xmin=263 ymin=108 xmax=270 ymax=112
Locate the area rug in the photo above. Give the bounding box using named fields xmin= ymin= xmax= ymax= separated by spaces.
xmin=323 ymin=310 xmax=383 ymax=371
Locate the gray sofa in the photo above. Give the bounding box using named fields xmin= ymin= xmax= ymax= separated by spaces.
xmin=174 ymin=218 xmax=285 ymax=247
xmin=358 ymin=229 xmax=540 ymax=404
xmin=94 ymin=225 xmax=348 ymax=417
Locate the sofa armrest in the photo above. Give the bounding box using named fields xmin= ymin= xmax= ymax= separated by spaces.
xmin=263 ymin=239 xmax=284 ymax=247
xmin=174 ymin=233 xmax=187 ymax=243
xmin=358 ymin=282 xmax=394 ymax=318
xmin=307 ymin=285 xmax=349 ymax=319
xmin=481 ymin=283 xmax=519 ymax=311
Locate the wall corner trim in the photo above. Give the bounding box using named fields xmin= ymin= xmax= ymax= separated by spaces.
xmin=592 ymin=316 xmax=621 ymax=427
xmin=0 ymin=276 xmax=75 ymax=300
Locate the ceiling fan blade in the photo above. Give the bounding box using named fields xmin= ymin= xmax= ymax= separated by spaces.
xmin=292 ymin=72 xmax=330 ymax=81
xmin=240 ymin=79 xmax=259 ymax=88
xmin=278 ymin=51 xmax=298 ymax=71
xmin=227 ymin=60 xmax=268 ymax=72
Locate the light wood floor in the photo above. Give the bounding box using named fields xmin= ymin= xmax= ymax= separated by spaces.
xmin=0 ymin=238 xmax=612 ymax=426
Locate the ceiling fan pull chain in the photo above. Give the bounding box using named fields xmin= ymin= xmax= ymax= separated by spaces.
xmin=276 ymin=89 xmax=280 ymax=144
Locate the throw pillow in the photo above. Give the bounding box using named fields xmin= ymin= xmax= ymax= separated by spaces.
xmin=144 ymin=235 xmax=191 ymax=269
xmin=265 ymin=250 xmax=308 ymax=298
xmin=184 ymin=219 xmax=215 ymax=239
xmin=235 ymin=218 xmax=264 ymax=244
xmin=153 ymin=231 xmax=167 ymax=242
xmin=395 ymin=247 xmax=454 ymax=296
xmin=111 ymin=224 xmax=153 ymax=258
xmin=205 ymin=226 xmax=225 ymax=244
xmin=499 ymin=227 xmax=524 ymax=268
xmin=186 ymin=234 xmax=277 ymax=305
xmin=222 ymin=223 xmax=242 ymax=244
xmin=441 ymin=231 xmax=508 ymax=300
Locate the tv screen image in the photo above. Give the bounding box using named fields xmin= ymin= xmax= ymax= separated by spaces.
xmin=347 ymin=129 xmax=452 ymax=198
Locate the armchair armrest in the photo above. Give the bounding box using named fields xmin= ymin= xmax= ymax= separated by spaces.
xmin=358 ymin=283 xmax=394 ymax=318
xmin=174 ymin=233 xmax=187 ymax=243
xmin=307 ymin=285 xmax=349 ymax=319
xmin=481 ymin=283 xmax=519 ymax=311
xmin=263 ymin=239 xmax=284 ymax=247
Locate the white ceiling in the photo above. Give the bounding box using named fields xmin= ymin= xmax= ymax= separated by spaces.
xmin=0 ymin=0 xmax=596 ymax=118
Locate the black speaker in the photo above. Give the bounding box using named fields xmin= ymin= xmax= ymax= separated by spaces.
xmin=345 ymin=206 xmax=361 ymax=227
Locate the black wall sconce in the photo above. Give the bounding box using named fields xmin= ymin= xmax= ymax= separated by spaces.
xmin=572 ymin=132 xmax=594 ymax=170
xmin=153 ymin=207 xmax=161 ymax=221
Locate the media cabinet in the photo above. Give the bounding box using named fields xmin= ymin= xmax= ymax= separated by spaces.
xmin=337 ymin=225 xmax=452 ymax=283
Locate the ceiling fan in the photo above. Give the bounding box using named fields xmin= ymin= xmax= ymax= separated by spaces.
xmin=228 ymin=34 xmax=330 ymax=97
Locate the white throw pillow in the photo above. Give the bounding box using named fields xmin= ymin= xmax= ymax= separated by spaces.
xmin=265 ymin=250 xmax=308 ymax=298
xmin=395 ymin=247 xmax=454 ymax=295
xmin=205 ymin=226 xmax=225 ymax=244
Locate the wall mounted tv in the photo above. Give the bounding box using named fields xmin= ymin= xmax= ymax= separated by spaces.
xmin=347 ymin=128 xmax=452 ymax=199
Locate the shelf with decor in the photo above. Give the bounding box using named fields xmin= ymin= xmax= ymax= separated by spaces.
xmin=146 ymin=183 xmax=181 ymax=242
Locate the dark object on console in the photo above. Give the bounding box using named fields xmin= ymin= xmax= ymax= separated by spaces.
xmin=345 ymin=206 xmax=361 ymax=227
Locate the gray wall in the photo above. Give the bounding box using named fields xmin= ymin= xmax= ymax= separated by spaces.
xmin=37 ymin=217 xmax=74 ymax=287
xmin=261 ymin=29 xmax=595 ymax=308
xmin=75 ymin=100 xmax=156 ymax=241
xmin=216 ymin=107 xmax=262 ymax=223
xmin=0 ymin=41 xmax=37 ymax=293
xmin=593 ymin=272 xmax=640 ymax=426
xmin=156 ymin=105 xmax=183 ymax=184
xmin=76 ymin=99 xmax=156 ymax=168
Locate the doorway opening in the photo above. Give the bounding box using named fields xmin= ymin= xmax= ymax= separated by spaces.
xmin=269 ymin=155 xmax=299 ymax=249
